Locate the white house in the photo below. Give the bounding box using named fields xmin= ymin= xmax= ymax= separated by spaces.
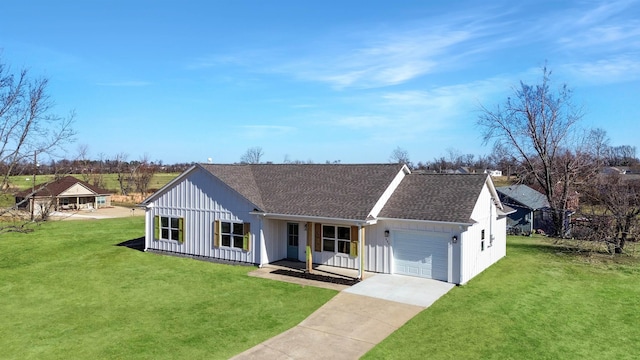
xmin=139 ymin=163 xmax=509 ymax=284
xmin=484 ymin=169 xmax=503 ymax=177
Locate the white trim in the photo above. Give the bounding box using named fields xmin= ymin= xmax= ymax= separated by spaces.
xmin=138 ymin=164 xmax=199 ymax=206
xmin=367 ymin=165 xmax=409 ymax=218
xmin=251 ymin=212 xmax=369 ymax=226
xmin=377 ymin=217 xmax=474 ymax=226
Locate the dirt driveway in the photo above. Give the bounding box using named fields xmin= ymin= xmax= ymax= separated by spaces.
xmin=50 ymin=206 xmax=145 ymax=220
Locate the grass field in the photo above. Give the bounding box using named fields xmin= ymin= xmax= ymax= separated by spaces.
xmin=7 ymin=173 xmax=180 ymax=193
xmin=2 ymin=218 xmax=639 ymax=359
xmin=0 ymin=217 xmax=336 ymax=360
xmin=364 ymin=236 xmax=640 ymax=359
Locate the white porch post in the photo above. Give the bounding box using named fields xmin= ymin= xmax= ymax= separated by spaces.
xmin=357 ymin=224 xmax=363 ymax=280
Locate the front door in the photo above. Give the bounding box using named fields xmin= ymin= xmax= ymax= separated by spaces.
xmin=287 ymin=223 xmax=299 ymax=260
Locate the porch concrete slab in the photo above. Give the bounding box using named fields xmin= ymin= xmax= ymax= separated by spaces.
xmin=231 ymin=292 xmax=423 ymax=360
xmin=344 ymin=273 xmax=456 ymax=308
xmin=248 ymin=265 xmax=351 ymax=291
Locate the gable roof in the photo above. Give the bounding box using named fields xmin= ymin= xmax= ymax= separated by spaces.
xmin=16 ymin=176 xmax=111 ymax=198
xmin=200 ymin=163 xmax=405 ymax=221
xmin=378 ymin=173 xmax=489 ymax=223
xmin=496 ymin=184 xmax=549 ymax=210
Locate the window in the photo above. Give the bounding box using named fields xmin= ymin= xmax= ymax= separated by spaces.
xmin=154 ymin=215 xmax=184 ymax=243
xmin=213 ymin=220 xmax=250 ymax=251
xmin=221 ymin=221 xmax=244 ymax=249
xmin=96 ymin=196 xmax=106 ymax=205
xmin=480 ymin=229 xmax=485 ymax=251
xmin=323 ymin=225 xmax=351 ymax=254
xmin=288 ymin=223 xmax=299 ymax=247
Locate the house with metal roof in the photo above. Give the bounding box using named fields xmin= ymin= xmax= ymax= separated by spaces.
xmin=140 ymin=163 xmax=509 ymax=284
xmin=496 ymin=184 xmax=552 ymax=235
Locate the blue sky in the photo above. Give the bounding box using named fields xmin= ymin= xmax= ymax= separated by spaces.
xmin=1 ymin=0 xmax=639 ymax=164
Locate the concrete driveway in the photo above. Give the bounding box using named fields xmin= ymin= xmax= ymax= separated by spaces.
xmin=232 ymin=274 xmax=454 ymax=360
xmin=344 ymin=273 xmax=455 ymax=308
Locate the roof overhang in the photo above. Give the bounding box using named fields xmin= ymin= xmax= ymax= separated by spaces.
xmin=250 ymin=211 xmax=374 ymax=226
xmin=376 ymin=216 xmax=474 ymax=227
xmin=497 ymin=205 xmax=517 ymax=216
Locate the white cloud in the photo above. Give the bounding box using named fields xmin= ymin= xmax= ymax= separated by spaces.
xmin=191 ymin=7 xmax=515 ymax=90
xmin=280 ymin=28 xmax=486 ymax=89
xmin=552 ymin=0 xmax=640 ymax=52
xmin=325 ymin=75 xmax=515 ymax=145
xmin=562 ymin=56 xmax=640 ymax=84
xmin=574 ymin=0 xmax=636 ymax=26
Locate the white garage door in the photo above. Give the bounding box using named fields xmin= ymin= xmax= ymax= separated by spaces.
xmin=393 ymin=231 xmax=449 ymax=281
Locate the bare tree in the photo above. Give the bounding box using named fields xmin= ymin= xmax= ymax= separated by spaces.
xmin=477 ymin=65 xmax=593 ymax=237
xmin=113 ymin=152 xmax=130 ymax=195
xmin=0 ymin=58 xmax=76 ymax=224
xmin=88 ymin=152 xmax=107 ymax=189
xmin=240 ymin=146 xmax=264 ymax=164
xmin=606 ymin=145 xmax=638 ymax=166
xmin=389 ymin=146 xmax=412 ymax=168
xmin=445 ymin=148 xmax=463 ymax=168
xmin=578 ymin=174 xmax=640 ymax=253
xmin=76 ymin=144 xmax=91 ymax=182
xmin=131 ymin=154 xmax=158 ymax=197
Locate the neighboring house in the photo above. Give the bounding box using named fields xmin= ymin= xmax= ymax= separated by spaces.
xmin=457 ymin=167 xmax=476 ymax=174
xmin=140 ymin=163 xmax=509 ymax=285
xmin=15 ymin=176 xmax=112 ymax=214
xmin=496 ymin=184 xmax=552 ymax=235
xmin=602 ymin=166 xmax=629 ymax=175
xmin=484 ymin=169 xmax=503 ymax=177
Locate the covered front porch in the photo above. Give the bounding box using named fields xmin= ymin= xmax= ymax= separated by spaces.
xmin=260 ymin=217 xmax=369 ymax=280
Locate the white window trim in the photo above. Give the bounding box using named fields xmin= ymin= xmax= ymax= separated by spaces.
xmin=220 ymin=220 xmax=245 ymax=249
xmin=322 ymin=224 xmax=351 ymax=255
xmin=159 ymin=215 xmax=183 ymax=242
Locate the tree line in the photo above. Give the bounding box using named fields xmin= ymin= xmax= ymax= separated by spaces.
xmin=2 ymin=55 xmax=639 ymax=253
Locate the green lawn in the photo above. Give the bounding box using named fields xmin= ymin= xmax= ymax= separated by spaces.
xmin=0 ymin=218 xmax=336 ymax=360
xmin=4 ymin=221 xmax=639 ymax=360
xmin=364 ymin=236 xmax=640 ymax=359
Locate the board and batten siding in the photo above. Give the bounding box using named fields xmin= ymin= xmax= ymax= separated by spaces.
xmin=144 ymin=167 xmax=260 ymax=264
xmin=262 ymin=220 xmax=286 ymax=264
xmin=459 ymin=183 xmax=507 ymax=284
xmin=362 ymin=223 xmax=392 ymax=274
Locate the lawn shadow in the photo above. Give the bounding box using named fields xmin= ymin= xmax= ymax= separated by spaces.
xmin=508 ymin=240 xmax=563 ymax=254
xmin=116 ymin=236 xmax=145 ymax=252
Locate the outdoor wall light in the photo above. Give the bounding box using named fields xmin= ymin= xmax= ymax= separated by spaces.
xmin=452 ymin=235 xmax=458 ymax=243
xmin=384 ymin=230 xmax=390 ymax=237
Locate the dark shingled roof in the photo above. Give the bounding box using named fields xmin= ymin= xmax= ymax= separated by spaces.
xmin=201 ymin=163 xmax=404 ymax=220
xmin=16 ymin=176 xmax=111 ymax=198
xmin=378 ymin=173 xmax=488 ymax=223
xmin=496 ymin=184 xmax=549 ymax=210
